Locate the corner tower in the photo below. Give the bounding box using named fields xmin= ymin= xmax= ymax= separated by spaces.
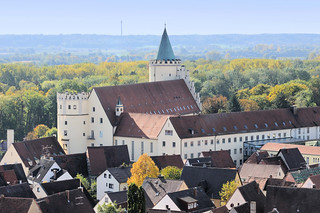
xmin=149 ymin=27 xmax=201 ymax=110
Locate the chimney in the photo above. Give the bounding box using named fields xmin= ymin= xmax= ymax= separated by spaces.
xmin=290 ymin=105 xmax=297 ymax=115
xmin=250 ymin=201 xmax=256 ymax=213
xmin=193 ymin=187 xmax=197 ymax=197
xmin=166 ymin=205 xmax=171 ymax=213
xmin=52 ymin=168 xmax=59 ymax=180
xmin=7 ymin=129 xmax=14 ymax=150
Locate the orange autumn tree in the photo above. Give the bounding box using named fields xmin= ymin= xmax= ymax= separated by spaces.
xmin=127 ymin=153 xmax=159 ymax=187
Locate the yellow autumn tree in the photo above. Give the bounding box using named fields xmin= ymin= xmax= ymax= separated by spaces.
xmin=219 ymin=180 xmax=240 ymax=204
xmin=127 ymin=154 xmax=159 ymax=187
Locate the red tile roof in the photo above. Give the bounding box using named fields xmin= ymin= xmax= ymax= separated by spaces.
xmin=0 ymin=197 xmax=37 ymax=213
xmin=53 ymin=153 xmax=88 ymax=177
xmin=114 ymin=113 xmax=170 ymax=139
xmin=201 ymin=150 xmax=235 ymax=168
xmin=0 ymin=170 xmax=18 ymax=185
xmin=12 ymin=137 xmax=65 ymax=168
xmin=151 ymin=155 xmax=184 ymax=169
xmin=308 ymin=174 xmax=320 ymax=188
xmin=170 ymin=107 xmax=320 ymax=139
xmin=261 ymin=142 xmax=320 ymax=157
xmin=93 ymin=79 xmax=200 ymax=126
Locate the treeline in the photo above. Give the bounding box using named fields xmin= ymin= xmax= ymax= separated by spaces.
xmin=1 ymin=59 xmax=320 ymax=140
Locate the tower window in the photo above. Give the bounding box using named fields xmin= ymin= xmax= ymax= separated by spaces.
xmin=68 ymin=105 xmax=71 ymax=109
xmin=93 ymin=107 xmax=95 ymax=112
xmin=100 ymin=118 xmax=103 ymax=123
xmin=91 ymin=117 xmax=94 ymax=123
xmin=64 ymin=131 xmax=67 ymax=136
xmin=73 ymin=105 xmax=77 ymax=109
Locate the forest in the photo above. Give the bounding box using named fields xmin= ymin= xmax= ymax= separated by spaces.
xmin=1 ymin=58 xmax=320 ymax=141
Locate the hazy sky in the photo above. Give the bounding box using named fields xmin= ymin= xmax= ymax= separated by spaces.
xmin=1 ymin=0 xmax=320 ymax=35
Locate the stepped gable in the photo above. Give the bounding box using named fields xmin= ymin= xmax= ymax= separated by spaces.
xmin=12 ymin=136 xmax=65 ymax=168
xmin=170 ymin=107 xmax=320 ymax=139
xmin=93 ymin=79 xmax=200 ymax=126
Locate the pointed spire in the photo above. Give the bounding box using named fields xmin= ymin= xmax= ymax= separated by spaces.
xmin=117 ymin=96 xmax=123 ymax=106
xmin=156 ymin=27 xmax=175 ymax=60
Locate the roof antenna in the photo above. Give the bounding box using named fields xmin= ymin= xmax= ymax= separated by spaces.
xmin=164 ymin=22 xmax=166 ymax=29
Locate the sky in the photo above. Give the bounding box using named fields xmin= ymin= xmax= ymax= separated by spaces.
xmin=0 ymin=0 xmax=320 ymax=35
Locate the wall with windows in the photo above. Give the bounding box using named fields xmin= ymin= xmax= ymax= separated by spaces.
xmin=291 ymin=127 xmax=320 ymax=141
xmin=157 ymin=119 xmax=181 ymax=156
xmin=96 ymin=169 xmax=123 ymax=200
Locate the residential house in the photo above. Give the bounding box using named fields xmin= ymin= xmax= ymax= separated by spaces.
xmin=301 ymin=174 xmax=320 ymax=189
xmin=0 ymin=163 xmax=27 ymax=186
xmin=201 ymin=150 xmax=236 ymax=168
xmin=53 ymin=153 xmax=88 ymax=177
xmin=265 ymin=186 xmax=320 ymax=212
xmin=151 ymin=155 xmax=184 ymax=170
xmin=152 ymin=187 xmax=215 ymax=213
xmin=0 ymin=197 xmax=42 ymax=213
xmin=244 ymin=151 xmax=269 ymax=164
xmin=261 ymin=142 xmax=320 ymax=165
xmin=32 ymin=179 xmax=95 ymax=207
xmin=142 ymin=176 xmax=188 ymax=209
xmin=28 ymin=158 xmax=72 ymax=185
xmin=0 ymin=182 xmax=35 ymax=198
xmin=86 ymin=145 xmax=130 ymax=177
xmin=0 ymin=136 xmax=65 ymax=175
xmin=96 ymin=166 xmax=131 ymax=200
xmin=180 ymin=166 xmax=241 ymax=207
xmin=226 ymin=181 xmax=265 ymax=213
xmin=276 ymin=148 xmax=306 ymax=171
xmin=94 ymin=190 xmax=127 ymax=213
xmin=285 ymin=166 xmax=320 ymax=185
xmin=36 ymin=189 xmax=95 ymax=213
xmin=211 ymin=206 xmax=229 ymax=213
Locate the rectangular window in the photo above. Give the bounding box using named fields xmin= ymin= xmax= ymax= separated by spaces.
xmin=234 ymin=160 xmax=237 ymax=165
xmin=91 ymin=130 xmax=94 ymax=138
xmin=284 ymin=133 xmax=287 ymax=137
xmin=190 ymin=153 xmax=194 ymax=158
xmin=262 ymin=135 xmax=265 ymax=140
xmin=205 ymin=140 xmax=208 ymax=145
xmin=91 ymin=143 xmax=94 ymax=147
xmin=172 ymin=142 xmax=176 ymax=147
xmin=83 ymin=133 xmax=85 ymax=136
xmin=162 ymin=141 xmax=166 ymax=147
xmin=307 ymin=128 xmax=310 ymax=133
xmin=165 ymin=130 xmax=173 ymax=135
xmin=109 ymin=184 xmax=114 ymax=189
xmin=115 ymin=140 xmax=117 ymax=146
xmin=222 ymin=138 xmax=225 ymax=143
xmin=122 ymin=140 xmax=125 ymax=145
xmin=239 ymin=137 xmax=242 ymax=142
xmin=198 ymin=141 xmax=201 ymax=146
xmin=65 ymin=121 xmax=67 ymax=125
xmin=93 ymin=107 xmax=95 ymax=112
xmin=211 ymin=139 xmax=214 ymax=144
xmin=184 ymin=154 xmax=187 ymax=159
xmin=99 ymin=131 xmax=103 ymax=138
xmin=131 ymin=141 xmax=134 ymax=161
xmin=68 ymin=105 xmax=71 ymax=109
xmin=184 ymin=142 xmax=187 ymax=147
xmin=105 ymin=183 xmax=108 ymax=187
xmin=73 ymin=105 xmax=77 ymax=109
xmin=64 ymin=130 xmax=67 ymax=136
xmin=298 ymin=128 xmax=301 ymax=134
xmin=91 ymin=117 xmax=94 ymax=123
xmin=307 ymin=136 xmax=310 ymax=140
xmin=198 ymin=152 xmax=201 ymax=157
xmin=240 ymin=148 xmax=243 ymax=154
xmin=141 ymin=142 xmax=144 ymax=155
xmin=228 ymin=138 xmax=231 ymax=143
xmin=234 ymin=137 xmax=237 ymax=142
xmin=251 ymin=136 xmax=254 ymax=141
xmin=83 ymin=121 xmax=86 ymax=125
xmin=240 ymin=160 xmax=243 ymax=165
xmin=150 ymin=142 xmax=153 ymax=153
xmin=234 ymin=149 xmax=237 ymax=154
xmin=278 ymin=133 xmax=281 ymax=138
xmin=191 ymin=141 xmax=194 ymax=147
xmin=109 ymin=174 xmax=111 ymax=179
xmin=104 ymin=173 xmax=107 ymax=178
xmin=245 ymin=136 xmax=248 ymax=141
xmin=100 ymin=118 xmax=103 ymax=123
xmin=60 ymin=105 xmax=62 ymax=109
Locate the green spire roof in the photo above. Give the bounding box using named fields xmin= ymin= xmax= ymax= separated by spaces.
xmin=156 ymin=28 xmax=176 ymax=60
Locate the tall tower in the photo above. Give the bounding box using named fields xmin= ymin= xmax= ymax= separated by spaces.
xmin=149 ymin=27 xmax=202 ymax=110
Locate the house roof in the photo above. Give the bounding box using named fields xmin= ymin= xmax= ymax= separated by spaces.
xmin=12 ymin=136 xmax=65 ymax=168
xmin=289 ymin=166 xmax=320 ymax=184
xmin=0 ymin=164 xmax=27 ymax=183
xmin=107 ymin=167 xmax=131 ymax=183
xmin=93 ymin=79 xmax=200 ymax=126
xmin=277 ymin=148 xmax=306 ymax=171
xmin=87 ymin=145 xmax=130 ymax=177
xmin=186 ymin=157 xmax=212 ymax=167
xmin=236 ymin=181 xmax=265 ymax=213
xmin=263 ymin=178 xmax=295 ymax=191
xmin=0 ymin=170 xmax=18 ymax=186
xmin=232 ymin=202 xmax=250 ymax=213
xmin=0 ymin=197 xmax=38 ymax=213
xmin=142 ymin=177 xmax=186 ymax=206
xmin=156 ymin=28 xmax=176 ymax=60
xmin=0 ymin=182 xmax=36 ymax=198
xmin=53 ymin=153 xmax=88 ymax=177
xmin=307 ymin=174 xmax=320 ymax=188
xmin=239 ymin=164 xmax=285 ymax=181
xmin=180 ymin=166 xmax=238 ymax=199
xmin=262 ymin=142 xmax=320 ymax=157
xmin=245 ymin=151 xmax=269 ymax=164
xmin=165 ymin=187 xmax=215 ymax=212
xmin=106 ymin=190 xmax=128 ymax=207
xmin=212 ymin=206 xmax=229 ymax=213
xmin=201 ymin=150 xmax=235 ymax=168
xmin=40 ymin=178 xmax=95 ymax=207
xmin=28 ymin=159 xmax=56 ymax=183
xmin=265 ymin=186 xmax=320 ymax=213
xmin=151 ymin=155 xmax=184 ymax=170
xmin=169 ymin=106 xmax=320 ymax=139
xmin=36 ymin=189 xmax=94 ymax=213
xmin=114 ymin=113 xmax=170 ymax=139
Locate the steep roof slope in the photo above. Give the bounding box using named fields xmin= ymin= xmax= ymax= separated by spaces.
xmin=53 ymin=153 xmax=88 ymax=177
xmin=0 ymin=197 xmax=39 ymax=213
xmin=151 ymin=155 xmax=184 ymax=169
xmin=201 ymin=150 xmax=235 ymax=168
xmin=0 ymin=182 xmax=36 ymax=198
xmin=237 ymin=181 xmax=265 ymax=213
xmin=108 ymin=167 xmax=131 ymax=183
xmin=93 ymin=79 xmax=200 ymax=126
xmin=0 ymin=164 xmax=27 ymax=183
xmin=156 ymin=28 xmax=176 ymax=60
xmin=277 ymin=148 xmax=306 ymax=171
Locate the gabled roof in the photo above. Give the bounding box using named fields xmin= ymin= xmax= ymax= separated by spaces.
xmin=265 ymin=186 xmax=320 ymax=213
xmin=0 ymin=182 xmax=36 ymax=198
xmin=245 ymin=151 xmax=269 ymax=164
xmin=289 ymin=166 xmax=320 ymax=184
xmin=87 ymin=145 xmax=130 ymax=177
xmin=277 ymin=148 xmax=306 ymax=171
xmin=107 ymin=167 xmax=131 ymax=183
xmin=239 ymin=164 xmax=285 ymax=181
xmin=186 ymin=157 xmax=212 ymax=167
xmin=12 ymin=136 xmax=65 ymax=168
xmin=165 ymin=187 xmax=215 ymax=212
xmin=28 ymin=159 xmax=56 ymax=183
xmin=262 ymin=142 xmax=320 ymax=157
xmin=151 ymin=155 xmax=184 ymax=170
xmin=37 ymin=189 xmax=94 ymax=213
xmin=201 ymin=150 xmax=235 ymax=168
xmin=53 ymin=153 xmax=88 ymax=177
xmin=106 ymin=190 xmax=127 ymax=208
xmin=307 ymin=174 xmax=320 ymax=188
xmin=212 ymin=206 xmax=229 ymax=213
xmin=142 ymin=177 xmax=186 ymax=206
xmin=40 ymin=179 xmax=95 ymax=207
xmin=0 ymin=197 xmax=39 ymax=213
xmin=180 ymin=166 xmax=238 ymax=199
xmin=169 ymin=107 xmax=320 ymax=139
xmin=236 ymin=181 xmax=265 ymax=213
xmin=263 ymin=178 xmax=295 ymax=191
xmin=93 ymin=79 xmax=200 ymax=126
xmin=232 ymin=202 xmax=250 ymax=213
xmin=156 ymin=28 xmax=176 ymax=60
xmin=115 ymin=113 xmax=170 ymax=139
xmin=0 ymin=164 xmax=27 ymax=184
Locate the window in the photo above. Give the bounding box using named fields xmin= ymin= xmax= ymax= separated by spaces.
xmin=64 ymin=130 xmax=67 ymax=136
xmin=234 ymin=137 xmax=237 ymax=142
xmin=131 ymin=141 xmax=134 ymax=161
xmin=184 ymin=154 xmax=187 ymax=159
xmin=122 ymin=140 xmax=125 ymax=145
xmin=228 ymin=138 xmax=231 ymax=143
xmin=191 ymin=141 xmax=194 ymax=147
xmin=115 ymin=140 xmax=117 ymax=146
xmin=60 ymin=105 xmax=62 ymax=109
xmin=217 ymin=139 xmax=220 ymax=144
xmin=234 ymin=160 xmax=237 ymax=165
xmin=198 ymin=152 xmax=201 ymax=157
xmin=150 ymin=142 xmax=153 ymax=153
xmin=165 ymin=130 xmax=173 ymax=135
xmin=83 ymin=133 xmax=85 ymax=136
xmin=284 ymin=133 xmax=287 ymax=137
xmin=37 ymin=187 xmax=40 ymax=192
xmin=245 ymin=136 xmax=248 ymax=141
xmin=68 ymin=105 xmax=71 ymax=109
xmin=91 ymin=117 xmax=94 ymax=123
xmin=298 ymin=128 xmax=301 ymax=134
xmin=198 ymin=141 xmax=201 ymax=146
xmin=65 ymin=121 xmax=67 ymax=125
xmin=240 ymin=160 xmax=243 ymax=165
xmin=307 ymin=128 xmax=310 ymax=133
xmin=211 ymin=139 xmax=214 ymax=144
xmin=100 ymin=144 xmax=103 ymax=146
xmin=73 ymin=105 xmax=77 ymax=110
xmin=83 ymin=121 xmax=86 ymax=125
xmin=105 ymin=183 xmax=108 ymax=187
xmin=205 ymin=140 xmax=208 ymax=145
xmin=100 ymin=118 xmax=103 ymax=123
xmin=99 ymin=131 xmax=103 ymax=138
xmin=93 ymin=107 xmax=95 ymax=112
xmin=262 ymin=135 xmax=265 ymax=140
xmin=91 ymin=131 xmax=94 ymax=138
xmin=141 ymin=142 xmax=144 ymax=155
xmin=251 ymin=136 xmax=254 ymax=141
xmin=173 ymin=142 xmax=176 ymax=147
xmin=239 ymin=137 xmax=242 ymax=142
xmin=256 ymin=135 xmax=259 ymax=140
xmin=109 ymin=184 xmax=114 ymax=189
xmin=104 ymin=173 xmax=107 ymax=178
xmin=278 ymin=133 xmax=281 ymax=138
xmin=184 ymin=142 xmax=187 ymax=147
xmin=222 ymin=138 xmax=225 ymax=143
xmin=162 ymin=141 xmax=166 ymax=147
xmin=307 ymin=136 xmax=310 ymax=140
xmin=240 ymin=148 xmax=242 ymax=154
xmin=91 ymin=143 xmax=94 ymax=147
xmin=234 ymin=149 xmax=237 ymax=154
xmin=190 ymin=153 xmax=194 ymax=158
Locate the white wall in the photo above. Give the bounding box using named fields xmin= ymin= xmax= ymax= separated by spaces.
xmin=226 ymin=188 xmax=246 ymax=210
xmin=157 ymin=119 xmax=181 ymax=156
xmin=149 ymin=60 xmax=181 ymax=82
xmin=0 ymin=145 xmax=29 ymax=175
xmin=301 ymin=178 xmax=315 ymax=188
xmin=153 ymin=194 xmax=180 ymax=211
xmin=96 ymin=170 xmax=120 ymax=200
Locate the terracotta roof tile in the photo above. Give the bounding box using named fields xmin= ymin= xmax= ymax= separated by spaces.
xmin=261 ymin=142 xmax=320 ymax=157
xmin=151 ymin=155 xmax=184 ymax=169
xmin=201 ymin=150 xmax=235 ymax=168
xmin=0 ymin=197 xmax=38 ymax=213
xmin=94 ymin=79 xmax=200 ymax=126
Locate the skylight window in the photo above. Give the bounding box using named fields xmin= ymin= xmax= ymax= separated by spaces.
xmin=234 ymin=126 xmax=238 ymax=130
xmin=223 ymin=127 xmax=227 ymax=131
xmin=282 ymin=122 xmax=286 ymax=126
xmin=244 ymin=125 xmax=248 ymax=129
xmin=274 ymin=122 xmax=278 ymax=127
xmin=212 ymin=128 xmax=216 ymax=133
xmin=201 ymin=129 xmax=205 ymax=133
xmin=264 ymin=123 xmax=268 ymax=127
xmin=254 ymin=124 xmax=258 ymax=129
xmin=289 ymin=121 xmax=292 ymax=125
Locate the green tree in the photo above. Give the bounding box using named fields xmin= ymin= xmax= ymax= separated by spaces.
xmin=272 ymin=92 xmax=290 ymax=109
xmin=227 ymin=93 xmax=241 ymax=112
xmin=202 ymin=95 xmax=227 ymax=114
xmin=127 ymin=183 xmax=145 ymax=213
xmin=219 ymin=180 xmax=239 ymax=203
xmin=160 ymin=166 xmax=182 ymax=180
xmin=97 ymin=201 xmax=124 ymax=213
